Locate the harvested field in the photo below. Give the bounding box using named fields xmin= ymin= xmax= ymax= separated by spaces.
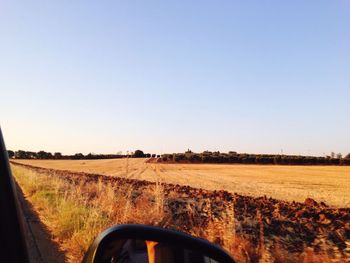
xmin=14 ymin=158 xmax=350 ymax=207
xmin=12 ymin=161 xmax=350 ymax=262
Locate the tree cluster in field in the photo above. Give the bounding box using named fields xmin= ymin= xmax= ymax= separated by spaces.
xmin=160 ymin=150 xmax=350 ymax=165
xmin=7 ymin=149 xmax=159 ymax=160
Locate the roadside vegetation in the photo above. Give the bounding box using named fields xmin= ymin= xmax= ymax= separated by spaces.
xmin=13 ymin=165 xmax=165 ymax=261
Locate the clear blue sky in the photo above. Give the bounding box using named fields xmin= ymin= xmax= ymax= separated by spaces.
xmin=1 ymin=1 xmax=349 ymax=156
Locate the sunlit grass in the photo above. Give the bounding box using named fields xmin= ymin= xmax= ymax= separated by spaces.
xmin=13 ymin=166 xmax=134 ymax=261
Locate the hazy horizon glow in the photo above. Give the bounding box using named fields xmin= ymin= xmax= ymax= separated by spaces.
xmin=1 ymin=1 xmax=349 ymax=156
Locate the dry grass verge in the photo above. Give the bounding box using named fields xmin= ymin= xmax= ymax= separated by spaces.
xmin=13 ymin=165 xmax=167 ymax=262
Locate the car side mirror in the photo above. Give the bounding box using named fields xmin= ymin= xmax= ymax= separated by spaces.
xmin=83 ymin=224 xmax=234 ymax=263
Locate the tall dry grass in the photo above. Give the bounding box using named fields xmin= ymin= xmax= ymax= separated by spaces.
xmin=12 ymin=165 xmax=167 ymax=262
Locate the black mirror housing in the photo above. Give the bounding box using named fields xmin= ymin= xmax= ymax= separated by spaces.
xmin=83 ymin=224 xmax=234 ymax=263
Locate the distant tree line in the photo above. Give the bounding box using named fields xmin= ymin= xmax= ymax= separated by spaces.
xmin=7 ymin=149 xmax=159 ymax=160
xmin=160 ymin=150 xmax=350 ymax=165
xmin=8 ymin=148 xmax=349 ymax=165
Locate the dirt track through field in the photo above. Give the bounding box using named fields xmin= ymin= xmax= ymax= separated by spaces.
xmin=14 ymin=159 xmax=350 ymax=207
